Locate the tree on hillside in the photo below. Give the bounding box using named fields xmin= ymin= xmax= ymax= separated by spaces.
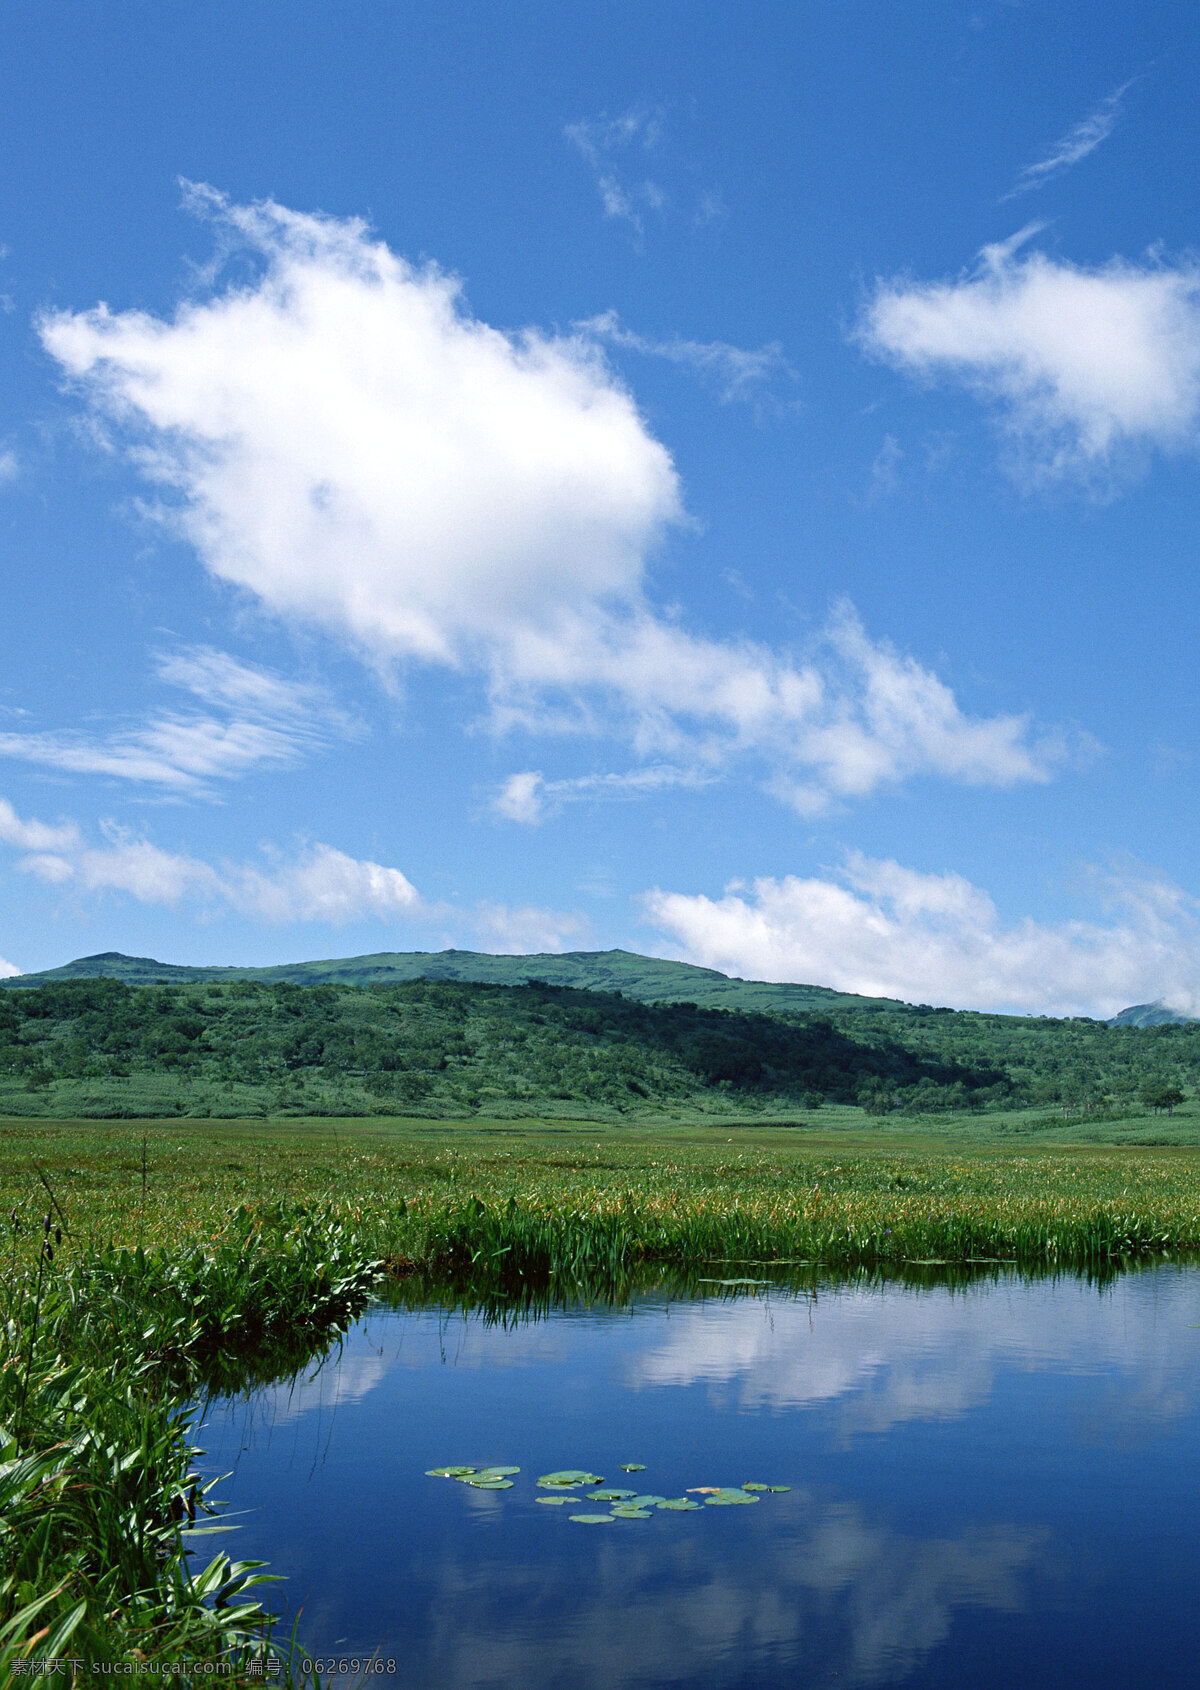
xmin=1140 ymin=1081 xmax=1185 ymax=1116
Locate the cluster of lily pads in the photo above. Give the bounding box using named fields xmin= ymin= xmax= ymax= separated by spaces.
xmin=425 ymin=1462 xmax=789 ymax=1523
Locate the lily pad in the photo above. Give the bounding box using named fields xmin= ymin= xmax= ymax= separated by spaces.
xmin=742 ymin=1483 xmax=790 ymax=1493
xmin=474 ymin=1466 xmax=520 ymax=1478
xmin=461 ymin=1477 xmax=513 ymax=1489
xmin=704 ymin=1488 xmax=759 ymax=1506
xmin=628 ymin=1495 xmax=667 ymax=1508
xmin=610 ymin=1507 xmax=653 ymax=1519
xmin=537 ymin=1470 xmax=604 ymax=1488
xmin=587 ymin=1488 xmax=637 ymax=1501
xmin=536 ymin=1497 xmax=568 ymax=1506
xmin=656 ymin=1498 xmax=702 ymax=1511
xmin=426 ymin=1466 xmax=477 ymax=1478
xmin=618 ymin=1463 xmax=647 ymax=1472
xmin=569 ymin=1513 xmax=616 ymax=1525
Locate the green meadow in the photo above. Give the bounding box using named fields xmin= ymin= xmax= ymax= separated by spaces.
xmin=8 ymin=1108 xmax=1200 ymax=1277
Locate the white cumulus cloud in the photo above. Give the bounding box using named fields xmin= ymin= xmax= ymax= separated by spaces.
xmin=860 ymin=232 xmax=1200 ymax=480
xmin=15 ymin=819 xmax=421 ymax=927
xmin=231 ymin=842 xmax=420 ymax=924
xmin=0 ymin=956 xmax=20 ymax=978
xmin=643 ymin=853 xmax=1200 ymax=1017
xmin=472 ymin=901 xmax=589 ymax=954
xmin=42 ymin=188 xmax=680 ymax=670
xmin=1 ymin=794 xmax=591 ymax=945
xmin=40 ymin=189 xmax=1059 ymax=810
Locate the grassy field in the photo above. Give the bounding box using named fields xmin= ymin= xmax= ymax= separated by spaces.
xmin=7 ymin=1105 xmax=1200 ymax=1280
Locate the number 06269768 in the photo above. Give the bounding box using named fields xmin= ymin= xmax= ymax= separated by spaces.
xmin=300 ymin=1661 xmax=398 ymax=1677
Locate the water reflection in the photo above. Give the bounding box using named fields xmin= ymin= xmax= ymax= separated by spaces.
xmin=628 ymin=1268 xmax=1200 ymax=1441
xmin=196 ymin=1263 xmax=1200 ymax=1689
xmin=403 ymin=1498 xmax=1045 ymax=1690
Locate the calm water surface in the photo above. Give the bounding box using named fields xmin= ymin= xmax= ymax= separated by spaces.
xmin=196 ymin=1266 xmax=1200 ymax=1688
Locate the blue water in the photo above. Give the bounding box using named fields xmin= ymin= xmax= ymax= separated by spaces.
xmin=194 ymin=1265 xmax=1200 ymax=1688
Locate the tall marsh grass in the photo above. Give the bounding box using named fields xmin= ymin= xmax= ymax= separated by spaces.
xmin=0 ymin=1195 xmax=380 ymax=1675
xmin=5 ymin=1120 xmax=1200 ymax=1284
xmin=418 ymin=1171 xmax=1200 ymax=1298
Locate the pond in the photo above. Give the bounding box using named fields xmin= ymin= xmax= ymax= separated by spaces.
xmin=194 ymin=1263 xmax=1200 ymax=1688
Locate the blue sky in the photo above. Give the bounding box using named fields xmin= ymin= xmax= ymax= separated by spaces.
xmin=3 ymin=0 xmax=1200 ymax=1014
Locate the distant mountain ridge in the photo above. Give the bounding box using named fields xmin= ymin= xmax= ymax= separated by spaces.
xmin=0 ymin=947 xmax=906 ymax=1016
xmin=7 ymin=951 xmax=1192 ymax=1027
xmin=1110 ymin=1000 xmax=1198 ymax=1028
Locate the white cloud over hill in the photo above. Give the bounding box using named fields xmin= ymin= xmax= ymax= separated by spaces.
xmin=19 ymin=828 xmax=421 ymax=925
xmin=644 ymin=853 xmax=1200 ymax=1017
xmin=0 ymin=795 xmax=583 ymax=951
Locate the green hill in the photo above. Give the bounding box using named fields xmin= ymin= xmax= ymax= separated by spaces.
xmin=0 ymin=947 xmax=905 ymax=1014
xmin=7 ymin=952 xmax=1200 ymax=1126
xmin=0 ymin=973 xmax=992 ymax=1122
xmin=1110 ymin=1001 xmax=1196 ymax=1028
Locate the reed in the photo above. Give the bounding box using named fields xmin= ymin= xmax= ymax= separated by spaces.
xmin=0 ymin=1194 xmax=381 ymax=1677
xmin=417 ymin=1176 xmax=1200 ymax=1298
xmin=5 ymin=1119 xmax=1200 ymax=1279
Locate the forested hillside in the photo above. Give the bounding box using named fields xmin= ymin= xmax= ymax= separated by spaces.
xmin=1 ymin=973 xmax=1198 ymax=1123
xmin=0 ymin=975 xmax=999 ymax=1120
xmin=841 ymin=1002 xmax=1200 ymax=1116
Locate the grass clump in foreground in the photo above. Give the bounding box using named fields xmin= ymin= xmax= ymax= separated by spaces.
xmin=5 ymin=1112 xmax=1200 ymax=1671
xmin=0 ymin=1192 xmax=380 ymax=1678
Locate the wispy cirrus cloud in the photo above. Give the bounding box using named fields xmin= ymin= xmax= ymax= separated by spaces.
xmin=644 ymin=852 xmax=1200 ymax=1018
xmin=564 ymin=110 xmax=666 ymax=236
xmin=1003 ymin=80 xmax=1135 ymax=200
xmin=859 ymin=229 xmax=1200 ymax=482
xmin=0 ymin=646 xmax=354 ymax=795
xmin=577 ymin=310 xmax=794 ymax=403
xmin=492 ymin=764 xmax=713 ymax=826
xmin=40 ymin=189 xmax=1063 ymax=815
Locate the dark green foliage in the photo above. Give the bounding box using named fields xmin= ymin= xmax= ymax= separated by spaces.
xmin=0 ymin=976 xmax=1003 ymax=1119
xmin=836 ymin=1003 xmax=1200 ymax=1115
xmin=1140 ymin=1082 xmax=1186 ymax=1115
